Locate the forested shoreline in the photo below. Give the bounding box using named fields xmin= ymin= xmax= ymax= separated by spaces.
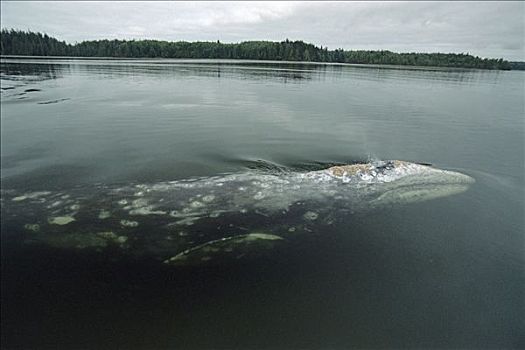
xmin=0 ymin=29 xmax=515 ymax=70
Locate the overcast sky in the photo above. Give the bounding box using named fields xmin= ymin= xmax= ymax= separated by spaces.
xmin=1 ymin=1 xmax=524 ymax=60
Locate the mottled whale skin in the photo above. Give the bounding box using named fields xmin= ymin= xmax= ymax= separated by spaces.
xmin=1 ymin=160 xmax=474 ymax=265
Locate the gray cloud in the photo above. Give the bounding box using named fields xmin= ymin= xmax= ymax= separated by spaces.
xmin=1 ymin=1 xmax=523 ymax=60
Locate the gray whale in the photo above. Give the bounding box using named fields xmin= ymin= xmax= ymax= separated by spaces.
xmin=1 ymin=160 xmax=474 ymax=265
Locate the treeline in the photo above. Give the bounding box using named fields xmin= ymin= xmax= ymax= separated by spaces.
xmin=509 ymin=61 xmax=525 ymax=70
xmin=0 ymin=29 xmax=513 ymax=70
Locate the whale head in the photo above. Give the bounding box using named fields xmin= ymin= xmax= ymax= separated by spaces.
xmin=324 ymin=160 xmax=475 ymax=207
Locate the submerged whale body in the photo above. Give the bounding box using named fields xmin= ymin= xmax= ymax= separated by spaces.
xmin=1 ymin=160 xmax=474 ymax=265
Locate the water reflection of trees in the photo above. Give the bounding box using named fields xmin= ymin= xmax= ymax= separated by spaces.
xmin=0 ymin=59 xmax=504 ymax=86
xmin=349 ymin=65 xmax=503 ymax=85
xmin=0 ymin=62 xmax=65 ymax=82
xmin=62 ymin=60 xmax=331 ymax=84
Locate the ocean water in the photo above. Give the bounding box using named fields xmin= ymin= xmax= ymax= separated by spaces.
xmin=1 ymin=58 xmax=524 ymax=349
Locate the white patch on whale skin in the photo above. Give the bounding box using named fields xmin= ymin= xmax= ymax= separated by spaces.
xmin=96 ymin=231 xmax=128 ymax=245
xmin=243 ymin=233 xmax=283 ymax=241
xmin=190 ymin=201 xmax=205 ymax=209
xmin=169 ymin=209 xmax=207 ymax=219
xmin=98 ymin=210 xmax=111 ymax=219
xmin=202 ymin=195 xmax=215 ymax=203
xmin=120 ymin=220 xmax=139 ymax=228
xmin=115 ymin=236 xmax=128 ymax=244
xmin=209 ymin=210 xmax=226 ymax=218
xmin=126 ymin=197 xmax=166 ymax=215
xmin=12 ymin=191 xmax=52 ymax=202
xmin=303 ymin=211 xmax=319 ymax=221
xmin=24 ymin=223 xmax=40 ymax=232
xmin=129 ymin=207 xmax=166 ymax=215
xmin=175 ymin=217 xmax=200 ymax=226
xmin=48 ymin=216 xmax=76 ymax=225
xmin=47 ymin=200 xmax=63 ymax=209
xmin=97 ymin=231 xmax=118 ymax=240
xmin=253 ymin=192 xmax=265 ymax=200
xmin=131 ymin=198 xmax=148 ymax=208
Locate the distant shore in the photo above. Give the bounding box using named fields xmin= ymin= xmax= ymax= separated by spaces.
xmin=1 ymin=29 xmax=517 ymax=70
xmin=3 ymin=55 xmax=523 ymax=74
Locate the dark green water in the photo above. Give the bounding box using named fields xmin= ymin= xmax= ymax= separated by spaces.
xmin=1 ymin=58 xmax=524 ymax=349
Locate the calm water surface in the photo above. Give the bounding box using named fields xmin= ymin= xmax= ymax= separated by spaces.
xmin=1 ymin=58 xmax=524 ymax=349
